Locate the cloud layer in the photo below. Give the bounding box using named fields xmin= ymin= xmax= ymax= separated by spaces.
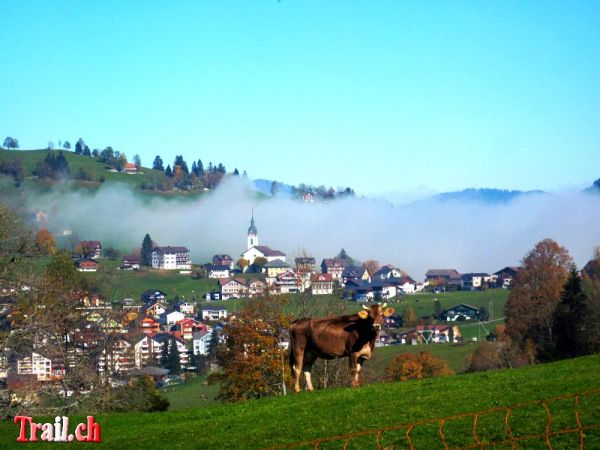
xmin=25 ymin=177 xmax=600 ymax=279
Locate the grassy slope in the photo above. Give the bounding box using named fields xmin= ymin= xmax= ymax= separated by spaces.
xmin=1 ymin=355 xmax=598 ymax=449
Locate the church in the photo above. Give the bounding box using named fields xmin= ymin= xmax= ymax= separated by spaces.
xmin=240 ymin=212 xmax=286 ymax=267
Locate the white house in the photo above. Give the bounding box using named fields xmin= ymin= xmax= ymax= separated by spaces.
xmin=206 ymin=264 xmax=231 ymax=279
xmin=134 ymin=334 xmax=188 ymax=368
xmin=200 ymin=307 xmax=228 ymax=321
xmin=176 ymin=301 xmax=195 ymax=315
xmin=192 ymin=331 xmax=212 ymax=355
xmin=151 ymin=246 xmax=191 ymax=270
xmin=164 ymin=310 xmax=186 ymax=325
xmin=311 ymin=273 xmax=334 ymax=295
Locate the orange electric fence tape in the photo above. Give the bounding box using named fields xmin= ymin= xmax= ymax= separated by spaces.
xmin=265 ymin=389 xmax=600 ymax=450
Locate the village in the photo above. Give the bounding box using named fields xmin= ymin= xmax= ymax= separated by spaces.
xmin=0 ymin=211 xmax=536 ymax=391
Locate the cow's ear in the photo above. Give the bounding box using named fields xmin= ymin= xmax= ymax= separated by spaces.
xmin=383 ymin=307 xmax=394 ymax=317
xmin=357 ymin=310 xmax=369 ymax=319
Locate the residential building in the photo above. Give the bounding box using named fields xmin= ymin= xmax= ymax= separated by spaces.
xmin=263 ymin=259 xmax=291 ymax=278
xmin=494 ymin=266 xmax=520 ymax=288
xmin=461 ymin=273 xmax=492 ymax=290
xmin=134 ymin=334 xmax=189 ymax=368
xmin=343 ymin=266 xmax=371 ymax=284
xmin=17 ymin=353 xmax=52 ymax=381
xmin=438 ymin=304 xmax=483 ymax=321
xmin=212 ymin=254 xmax=234 ymax=270
xmin=321 ymin=258 xmax=348 ymax=282
xmin=175 ymin=301 xmax=195 ymax=315
xmin=192 ymin=331 xmax=212 ymax=356
xmin=248 ymin=279 xmax=267 ymax=297
xmin=218 ymin=278 xmax=246 ymax=300
xmin=200 ymin=307 xmax=228 ymax=321
xmin=274 ymin=271 xmax=304 ymax=294
xmin=163 ymin=310 xmax=185 ymax=325
xmin=373 ymin=265 xmax=406 ymax=280
xmin=144 ymin=302 xmax=168 ymax=318
xmin=425 ymin=269 xmax=462 ymax=289
xmin=139 ymin=317 xmax=161 ymax=334
xmin=122 ymin=255 xmax=140 ymax=270
xmin=123 ymin=162 xmax=137 ymax=174
xmin=206 ymin=264 xmax=231 ymax=279
xmin=77 ymin=259 xmax=98 ymax=272
xmin=170 ymin=318 xmax=207 ymax=341
xmin=141 ymin=289 xmax=167 ymax=304
xmin=311 ymin=273 xmax=334 ymax=295
xmin=151 ymin=246 xmax=191 ymax=270
xmin=98 ymin=339 xmax=135 ymax=375
xmin=295 ymin=257 xmax=316 ymax=275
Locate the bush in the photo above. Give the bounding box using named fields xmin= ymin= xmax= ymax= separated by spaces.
xmin=386 ymin=351 xmax=453 ymax=382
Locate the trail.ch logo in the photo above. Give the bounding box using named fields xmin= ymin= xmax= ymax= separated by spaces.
xmin=13 ymin=416 xmax=101 ymax=443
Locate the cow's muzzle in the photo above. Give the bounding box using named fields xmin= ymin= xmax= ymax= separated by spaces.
xmin=373 ymin=324 xmax=381 ymax=332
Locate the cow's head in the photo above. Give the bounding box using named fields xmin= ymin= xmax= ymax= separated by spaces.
xmin=357 ymin=303 xmax=394 ymax=331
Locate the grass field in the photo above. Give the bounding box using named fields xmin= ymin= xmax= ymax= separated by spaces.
xmin=1 ymin=354 xmax=598 ymax=449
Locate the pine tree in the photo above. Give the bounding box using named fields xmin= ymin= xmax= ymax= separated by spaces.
xmin=553 ymin=269 xmax=589 ymax=358
xmin=153 ymin=155 xmax=164 ymax=172
xmin=233 ymin=168 xmax=239 ymax=176
xmin=141 ymin=234 xmax=153 ymax=267
xmin=165 ymin=165 xmax=173 ymax=178
xmin=197 ymin=159 xmax=204 ymax=177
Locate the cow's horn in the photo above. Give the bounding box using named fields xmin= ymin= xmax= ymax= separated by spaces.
xmin=382 ymin=303 xmax=387 ymax=308
xmin=362 ymin=304 xmax=370 ymax=310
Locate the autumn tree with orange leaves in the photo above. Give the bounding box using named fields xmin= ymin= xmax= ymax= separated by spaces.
xmin=209 ymin=292 xmax=292 ymax=402
xmin=504 ymin=238 xmax=573 ymax=361
xmin=35 ymin=228 xmax=56 ymax=255
xmin=386 ymin=352 xmax=453 ymax=382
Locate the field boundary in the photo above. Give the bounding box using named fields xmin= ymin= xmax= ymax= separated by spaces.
xmin=266 ymin=389 xmax=600 ymax=449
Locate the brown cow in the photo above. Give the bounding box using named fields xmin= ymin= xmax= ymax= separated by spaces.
xmin=289 ymin=303 xmax=394 ymax=392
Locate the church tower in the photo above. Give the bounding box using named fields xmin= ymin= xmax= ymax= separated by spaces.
xmin=247 ymin=210 xmax=258 ymax=249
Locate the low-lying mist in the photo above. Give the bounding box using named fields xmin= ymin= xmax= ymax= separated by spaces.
xmin=23 ymin=177 xmax=600 ymax=279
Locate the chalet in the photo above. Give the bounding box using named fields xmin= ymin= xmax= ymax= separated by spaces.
xmin=122 ymin=255 xmax=140 ymax=270
xmin=371 ymin=279 xmax=401 ymax=300
xmin=274 ymin=271 xmax=304 ymax=294
xmin=311 ymin=273 xmax=334 ymax=295
xmin=373 ymin=265 xmax=405 ymax=280
xmin=438 ymin=303 xmax=483 ymax=321
xmin=206 ymin=264 xmax=231 ymax=279
xmin=295 ymin=257 xmax=316 ymax=275
xmin=392 ymin=276 xmax=418 ymax=294
xmin=383 ymin=313 xmax=403 ymax=329
xmin=78 ymin=240 xmax=102 ymax=259
xmin=321 ymin=258 xmax=348 ymax=282
xmin=218 ymin=278 xmax=246 ymax=300
xmin=192 ymin=331 xmax=212 ymax=356
xmin=200 ymin=307 xmax=228 ymax=321
xmin=141 ymin=289 xmax=167 ymax=304
xmin=77 ymin=259 xmax=98 ymax=272
xmin=212 ymin=254 xmax=234 ymax=270
xmin=144 ymin=302 xmax=168 ymax=318
xmin=175 ymin=301 xmax=195 ymax=315
xmin=17 ymin=352 xmax=53 ymax=381
xmin=342 ymin=266 xmax=371 ymax=284
xmin=151 ymin=246 xmax=191 ymax=270
xmin=494 ymin=266 xmax=520 ymax=289
xmin=461 ymin=273 xmax=492 ymax=291
xmin=139 ymin=317 xmax=160 ymax=334
xmin=123 ymin=162 xmax=137 ymax=174
xmin=263 ymin=259 xmax=291 ymax=278
xmin=241 ymin=245 xmax=287 ymax=267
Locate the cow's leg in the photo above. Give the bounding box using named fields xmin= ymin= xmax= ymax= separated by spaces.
xmin=292 ymin=349 xmax=304 ymax=393
xmin=302 ymin=352 xmax=316 ymax=392
xmin=349 ymin=354 xmax=362 ymax=388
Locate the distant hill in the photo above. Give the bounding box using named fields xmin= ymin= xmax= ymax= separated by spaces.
xmin=584 ymin=178 xmax=600 ymax=194
xmin=431 ymin=188 xmax=547 ymax=203
xmin=253 ymin=178 xmax=296 ymax=197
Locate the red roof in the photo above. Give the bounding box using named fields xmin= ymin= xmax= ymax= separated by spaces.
xmin=124 ymin=163 xmax=137 ymax=169
xmin=78 ymin=260 xmax=98 ymax=268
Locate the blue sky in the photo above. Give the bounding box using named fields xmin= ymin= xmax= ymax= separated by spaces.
xmin=1 ymin=1 xmax=599 ymax=195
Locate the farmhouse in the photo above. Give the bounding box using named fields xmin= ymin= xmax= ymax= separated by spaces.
xmin=122 ymin=255 xmax=140 ymax=270
xmin=425 ymin=269 xmax=462 ymax=289
xmin=123 ymin=162 xmax=137 ymax=174
xmin=342 ymin=266 xmax=371 ymax=284
xmin=151 ymin=246 xmax=191 ymax=270
xmin=461 ymin=273 xmax=492 ymax=290
xmin=311 ymin=273 xmax=334 ymax=295
xmin=77 ymin=259 xmax=98 ymax=272
xmin=438 ymin=303 xmax=483 ymax=321
xmin=494 ymin=266 xmax=520 ymax=288
xmin=373 ymin=265 xmax=405 ymax=280
xmin=141 ymin=289 xmax=167 ymax=304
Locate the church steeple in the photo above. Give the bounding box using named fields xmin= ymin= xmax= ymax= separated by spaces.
xmin=247 ymin=209 xmax=258 ymax=249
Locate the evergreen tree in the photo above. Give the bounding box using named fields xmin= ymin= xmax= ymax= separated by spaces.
xmin=141 ymin=233 xmax=153 ymax=266
xmin=63 ymin=141 xmax=71 ymax=150
xmin=174 ymin=155 xmax=189 ymax=174
xmin=233 ymin=168 xmax=239 ymax=176
xmin=92 ymin=148 xmax=99 ymax=157
xmin=197 ymin=159 xmax=204 ymax=177
xmin=153 ymin=155 xmax=164 ymax=171
xmin=553 ymin=269 xmax=589 ymax=358
xmin=191 ymin=161 xmax=198 ymax=176
xmin=217 ymin=163 xmax=225 ymax=174
xmin=207 ymin=328 xmax=220 ymax=362
xmin=161 ymin=336 xmax=181 ymax=373
xmin=75 ymin=138 xmax=85 ymax=154
xmin=83 ymin=145 xmax=91 ymax=156
xmin=165 ymin=165 xmax=173 ymax=178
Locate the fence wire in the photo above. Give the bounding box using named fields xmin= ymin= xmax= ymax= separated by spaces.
xmin=266 ymin=389 xmax=600 ymax=450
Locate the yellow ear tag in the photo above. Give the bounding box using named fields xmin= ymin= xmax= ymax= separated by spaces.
xmin=384 ymin=308 xmax=395 ymax=317
xmin=358 ymin=310 xmax=369 ymax=319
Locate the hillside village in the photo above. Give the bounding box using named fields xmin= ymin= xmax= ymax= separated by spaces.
xmin=1 ymin=205 xmax=543 ymax=393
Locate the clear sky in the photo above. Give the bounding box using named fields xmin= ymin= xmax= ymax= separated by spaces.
xmin=1 ymin=1 xmax=599 ymax=195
